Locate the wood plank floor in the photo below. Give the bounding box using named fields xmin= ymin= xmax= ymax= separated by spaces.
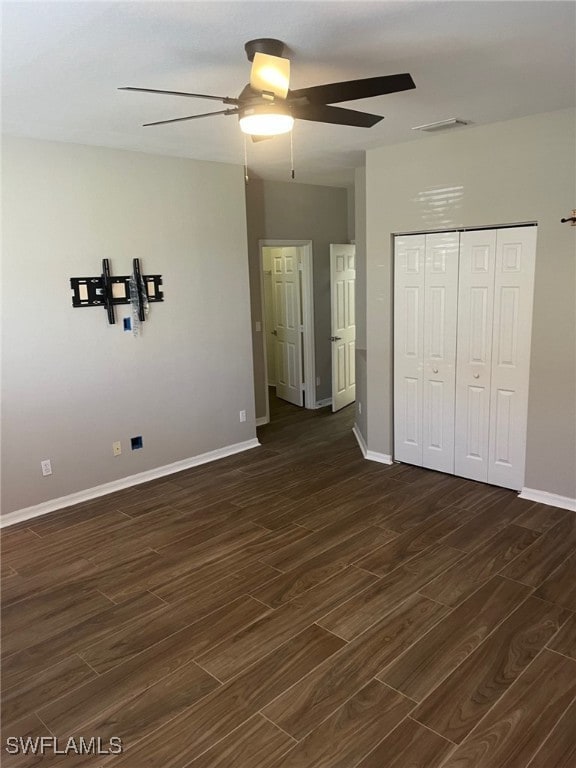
xmin=2 ymin=392 xmax=575 ymax=768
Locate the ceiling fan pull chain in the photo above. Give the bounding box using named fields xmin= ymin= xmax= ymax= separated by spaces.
xmin=290 ymin=129 xmax=295 ymax=180
xmin=244 ymin=134 xmax=249 ymax=182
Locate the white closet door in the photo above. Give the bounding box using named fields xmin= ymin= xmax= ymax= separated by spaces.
xmin=422 ymin=232 xmax=460 ymax=473
xmin=394 ymin=235 xmax=426 ymax=465
xmin=455 ymin=230 xmax=497 ymax=481
xmin=488 ymin=227 xmax=537 ymax=490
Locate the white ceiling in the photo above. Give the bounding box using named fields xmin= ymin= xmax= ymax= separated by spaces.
xmin=2 ymin=1 xmax=575 ymax=187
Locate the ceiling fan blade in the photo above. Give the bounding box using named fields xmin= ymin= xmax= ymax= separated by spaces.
xmin=291 ymin=103 xmax=383 ymax=128
xmin=143 ymin=108 xmax=238 ymax=127
xmin=119 ymin=87 xmax=238 ymax=105
xmin=250 ymin=52 xmax=290 ymax=99
xmin=289 ymin=73 xmax=415 ymax=105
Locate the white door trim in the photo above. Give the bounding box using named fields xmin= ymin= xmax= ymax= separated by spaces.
xmin=259 ymin=240 xmax=316 ymax=411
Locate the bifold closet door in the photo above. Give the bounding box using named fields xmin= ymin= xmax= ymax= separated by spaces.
xmin=396 ymin=226 xmax=535 ymax=489
xmin=488 ymin=226 xmax=536 ymax=490
xmin=455 ymin=226 xmax=536 ymax=489
xmin=394 ymin=232 xmax=459 ymax=471
xmin=455 ymin=229 xmax=497 ymax=481
xmin=394 ymin=235 xmax=426 ymax=465
xmin=422 ymin=232 xmax=460 ymax=473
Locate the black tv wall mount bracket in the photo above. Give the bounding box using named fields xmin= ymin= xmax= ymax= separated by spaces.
xmin=70 ymin=259 xmax=163 ymax=325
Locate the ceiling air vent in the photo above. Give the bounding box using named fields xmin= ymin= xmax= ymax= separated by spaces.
xmin=412 ymin=118 xmax=470 ymax=132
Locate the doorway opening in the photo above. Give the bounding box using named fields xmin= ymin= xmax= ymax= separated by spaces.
xmin=258 ymin=239 xmax=357 ymax=427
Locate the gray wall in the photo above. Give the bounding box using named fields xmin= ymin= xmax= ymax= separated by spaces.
xmin=365 ymin=109 xmax=576 ymax=498
xmin=2 ymin=137 xmax=255 ymax=516
xmin=245 ymin=179 xmax=348 ymax=419
xmin=354 ymin=166 xmax=368 ymax=442
xmin=347 ymin=185 xmax=355 ymax=242
xmin=355 ymin=350 xmax=368 ymax=444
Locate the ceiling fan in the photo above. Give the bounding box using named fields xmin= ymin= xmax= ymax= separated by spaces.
xmin=120 ymin=38 xmax=415 ymax=139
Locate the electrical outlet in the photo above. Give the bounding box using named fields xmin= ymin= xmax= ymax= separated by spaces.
xmin=239 ymin=410 xmax=247 ymax=422
xmin=41 ymin=459 xmax=52 ymax=476
xmin=316 ymin=377 xmax=321 ymax=386
xmin=113 ymin=441 xmax=122 ymax=456
xmin=255 ymin=321 xmax=261 ymax=332
xmin=358 ymin=402 xmax=362 ymax=415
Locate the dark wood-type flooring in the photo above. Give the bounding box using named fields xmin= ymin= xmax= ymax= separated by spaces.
xmin=2 ymin=393 xmax=576 ymax=767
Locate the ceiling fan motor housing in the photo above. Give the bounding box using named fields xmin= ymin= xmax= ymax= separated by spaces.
xmin=239 ymin=103 xmax=290 ymax=119
xmin=244 ymin=38 xmax=286 ymax=62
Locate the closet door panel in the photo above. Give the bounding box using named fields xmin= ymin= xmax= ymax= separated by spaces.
xmin=394 ymin=235 xmax=426 ymax=465
xmin=455 ymin=230 xmax=497 ymax=481
xmin=422 ymin=232 xmax=460 ymax=473
xmin=488 ymin=227 xmax=537 ymax=490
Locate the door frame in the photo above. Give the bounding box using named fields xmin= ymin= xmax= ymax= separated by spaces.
xmin=259 ymin=239 xmax=316 ymax=422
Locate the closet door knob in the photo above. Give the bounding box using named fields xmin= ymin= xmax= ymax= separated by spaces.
xmin=473 ymin=373 xmax=480 ymax=379
xmin=433 ymin=367 xmax=439 ymax=374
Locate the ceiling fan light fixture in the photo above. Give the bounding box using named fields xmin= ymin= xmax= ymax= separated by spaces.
xmin=239 ymin=104 xmax=294 ymax=136
xmin=250 ymin=52 xmax=290 ymax=99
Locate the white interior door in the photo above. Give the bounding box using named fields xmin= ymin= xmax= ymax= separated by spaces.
xmin=273 ymin=248 xmax=303 ymax=406
xmin=488 ymin=227 xmax=536 ymax=490
xmin=455 ymin=229 xmax=497 ymax=481
xmin=394 ymin=235 xmax=426 ymax=465
xmin=330 ymin=244 xmax=356 ymax=412
xmin=422 ymin=232 xmax=460 ymax=473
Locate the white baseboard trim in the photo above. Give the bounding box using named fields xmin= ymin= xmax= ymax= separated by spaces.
xmin=315 ymin=398 xmax=332 ymax=409
xmin=1 ymin=438 xmax=261 ymax=528
xmin=255 ymin=416 xmax=269 ymax=427
xmin=352 ymin=425 xmax=368 ymax=458
xmin=365 ymin=449 xmax=394 ymax=465
xmin=352 ymin=426 xmax=393 ymax=465
xmin=519 ymin=487 xmax=576 ymax=512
